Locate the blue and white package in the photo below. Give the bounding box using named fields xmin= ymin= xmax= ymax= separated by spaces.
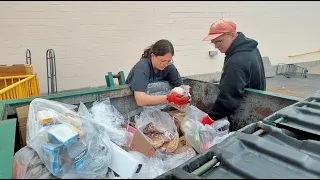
xmin=41 ymin=143 xmax=63 ymax=176
xmin=67 ymin=139 xmax=88 ymax=171
xmin=47 ymin=124 xmax=79 ymax=146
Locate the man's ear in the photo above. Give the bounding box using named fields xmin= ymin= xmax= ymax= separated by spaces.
xmin=231 ymin=32 xmax=237 ymax=39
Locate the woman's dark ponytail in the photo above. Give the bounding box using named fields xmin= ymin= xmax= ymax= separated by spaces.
xmin=141 ymin=39 xmax=174 ymax=59
xmin=141 ymin=45 xmax=153 ymax=59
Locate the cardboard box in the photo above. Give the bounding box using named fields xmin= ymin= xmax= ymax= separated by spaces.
xmin=122 ymin=124 xmax=155 ymax=158
xmin=0 ymin=64 xmax=33 ymax=77
xmin=16 ymin=105 xmax=30 ymax=147
xmin=168 ymin=110 xmax=185 ymax=136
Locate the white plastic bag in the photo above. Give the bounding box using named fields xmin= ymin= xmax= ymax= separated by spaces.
xmin=26 ymin=98 xmax=112 ymax=179
xmin=135 ymin=109 xmax=179 ymax=153
xmin=90 ymin=98 xmax=127 ymax=146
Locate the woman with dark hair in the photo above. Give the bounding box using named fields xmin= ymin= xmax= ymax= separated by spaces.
xmin=126 ymin=39 xmax=190 ymax=107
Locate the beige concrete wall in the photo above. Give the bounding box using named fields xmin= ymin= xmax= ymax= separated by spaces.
xmin=1 ymin=1 xmax=320 ymax=92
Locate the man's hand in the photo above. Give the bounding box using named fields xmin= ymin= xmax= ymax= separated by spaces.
xmin=200 ymin=115 xmax=214 ymax=125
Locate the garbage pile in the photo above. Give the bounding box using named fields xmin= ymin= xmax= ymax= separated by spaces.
xmin=23 ymin=98 xmax=112 ymax=179
xmin=12 ymin=95 xmax=231 ymax=179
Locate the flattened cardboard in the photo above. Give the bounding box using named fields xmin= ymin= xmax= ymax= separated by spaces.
xmin=0 ymin=64 xmax=33 ymax=77
xmin=16 ymin=105 xmax=30 ymax=146
xmin=122 ymin=124 xmax=155 ymax=158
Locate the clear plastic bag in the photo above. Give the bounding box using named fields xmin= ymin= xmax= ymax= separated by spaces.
xmin=181 ymin=105 xmax=230 ymax=153
xmin=90 ymin=98 xmax=127 ymax=146
xmin=171 ymin=85 xmax=191 ymax=98
xmin=26 ymin=98 xmax=79 ymax=145
xmin=168 ymin=85 xmax=192 ymax=111
xmin=12 ymin=146 xmax=58 ymax=179
xmin=135 ymin=109 xmax=179 ymax=153
xmin=183 ymin=105 xmax=207 ymax=119
xmin=26 ymin=98 xmax=112 ymax=179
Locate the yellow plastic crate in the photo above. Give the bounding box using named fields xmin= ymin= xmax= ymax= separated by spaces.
xmin=0 ymin=74 xmax=40 ymax=100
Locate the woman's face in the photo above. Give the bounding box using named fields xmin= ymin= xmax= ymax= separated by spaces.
xmin=151 ymin=53 xmax=174 ymax=71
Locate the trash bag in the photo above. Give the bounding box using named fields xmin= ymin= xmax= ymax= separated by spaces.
xmin=26 ymin=98 xmax=112 ymax=179
xmin=181 ymin=105 xmax=230 ymax=153
xmin=90 ymin=98 xmax=127 ymax=146
xmin=12 ymin=146 xmax=58 ymax=179
xmin=135 ymin=109 xmax=179 ymax=153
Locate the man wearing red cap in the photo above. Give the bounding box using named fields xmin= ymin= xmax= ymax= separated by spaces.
xmin=200 ymin=19 xmax=266 ymax=124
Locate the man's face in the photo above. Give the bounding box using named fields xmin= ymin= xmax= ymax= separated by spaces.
xmin=211 ymin=33 xmax=234 ymax=53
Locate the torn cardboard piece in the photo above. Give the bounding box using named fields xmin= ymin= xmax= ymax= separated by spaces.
xmin=122 ymin=124 xmax=156 ymax=158
xmin=16 ymin=105 xmax=30 ymax=147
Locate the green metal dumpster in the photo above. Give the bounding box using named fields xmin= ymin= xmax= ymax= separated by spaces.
xmin=0 ymin=77 xmax=302 ymax=179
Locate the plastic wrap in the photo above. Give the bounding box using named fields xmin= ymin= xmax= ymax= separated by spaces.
xmin=147 ymin=81 xmax=172 ymax=95
xmin=135 ymin=109 xmax=179 ymax=153
xmin=171 ymin=85 xmax=191 ymax=98
xmin=181 ymin=105 xmax=230 ymax=153
xmin=90 ymin=98 xmax=127 ymax=146
xmin=12 ymin=146 xmax=58 ymax=179
xmin=129 ymin=148 xmax=196 ymax=179
xmin=209 ymin=131 xmax=235 ymax=147
xmin=26 ymin=98 xmax=112 ymax=179
xmin=145 ymin=81 xmax=172 ymax=110
xmin=154 ymin=148 xmax=197 ymax=170
xmin=130 ymin=151 xmax=166 ymax=179
xmin=168 ymin=85 xmax=192 ymax=111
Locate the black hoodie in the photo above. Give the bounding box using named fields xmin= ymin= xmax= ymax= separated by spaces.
xmin=208 ymin=32 xmax=266 ymax=120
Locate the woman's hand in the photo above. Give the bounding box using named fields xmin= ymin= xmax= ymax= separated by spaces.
xmin=167 ymin=92 xmax=189 ymax=105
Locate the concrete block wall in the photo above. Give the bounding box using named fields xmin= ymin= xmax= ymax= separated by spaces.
xmin=1 ymin=1 xmax=320 ymax=92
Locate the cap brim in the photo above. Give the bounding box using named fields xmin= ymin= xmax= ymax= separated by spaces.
xmin=202 ymin=33 xmax=223 ymax=41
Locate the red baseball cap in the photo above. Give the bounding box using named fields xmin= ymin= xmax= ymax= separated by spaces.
xmin=203 ymin=19 xmax=237 ymax=41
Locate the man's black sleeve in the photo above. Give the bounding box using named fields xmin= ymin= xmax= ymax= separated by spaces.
xmin=208 ymin=62 xmax=249 ymax=120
